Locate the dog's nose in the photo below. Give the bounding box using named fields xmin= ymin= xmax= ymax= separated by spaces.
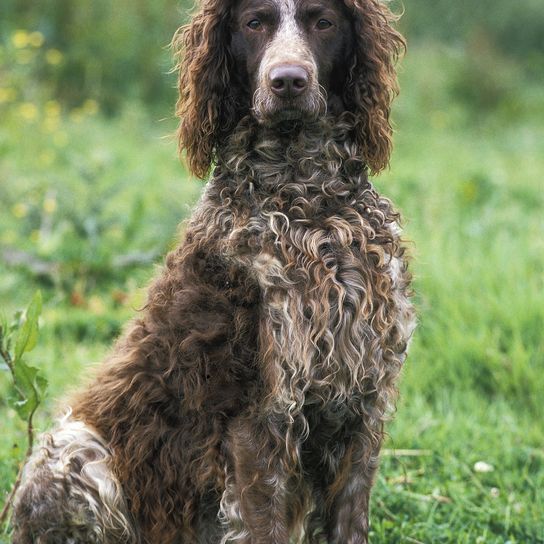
xmin=269 ymin=65 xmax=309 ymax=98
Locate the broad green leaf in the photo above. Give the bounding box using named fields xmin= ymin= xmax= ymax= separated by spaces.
xmin=36 ymin=374 xmax=48 ymax=398
xmin=14 ymin=291 xmax=42 ymax=362
xmin=10 ymin=397 xmax=32 ymax=421
xmin=9 ymin=360 xmax=47 ymax=420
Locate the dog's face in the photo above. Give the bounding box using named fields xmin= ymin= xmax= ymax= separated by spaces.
xmin=230 ymin=0 xmax=354 ymax=123
xmin=176 ymin=0 xmax=405 ymax=178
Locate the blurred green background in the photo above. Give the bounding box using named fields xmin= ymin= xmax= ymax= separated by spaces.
xmin=1 ymin=1 xmax=543 ymax=542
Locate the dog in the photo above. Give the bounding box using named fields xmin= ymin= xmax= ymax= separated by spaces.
xmin=12 ymin=0 xmax=415 ymax=542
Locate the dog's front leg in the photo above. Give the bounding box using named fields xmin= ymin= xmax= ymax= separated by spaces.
xmin=221 ymin=416 xmax=293 ymax=544
xmin=325 ymin=433 xmax=382 ymax=544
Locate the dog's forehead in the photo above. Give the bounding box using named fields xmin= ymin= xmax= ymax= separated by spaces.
xmin=235 ymin=0 xmax=335 ymax=17
xmin=235 ymin=0 xmax=291 ymax=14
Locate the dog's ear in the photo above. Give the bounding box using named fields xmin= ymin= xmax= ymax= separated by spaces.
xmin=343 ymin=0 xmax=405 ymax=176
xmin=173 ymin=1 xmax=235 ymax=179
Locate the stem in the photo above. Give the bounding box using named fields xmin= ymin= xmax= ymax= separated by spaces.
xmin=0 ymin=346 xmax=14 ymax=373
xmin=0 ymin=408 xmax=36 ymax=525
xmin=0 ymin=347 xmax=38 ymax=526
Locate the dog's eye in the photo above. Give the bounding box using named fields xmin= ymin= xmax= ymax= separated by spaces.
xmin=247 ymin=19 xmax=262 ymax=31
xmin=316 ymin=19 xmax=333 ymax=30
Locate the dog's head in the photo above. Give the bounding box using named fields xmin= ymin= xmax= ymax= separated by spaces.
xmin=230 ymin=0 xmax=352 ymax=125
xmin=174 ymin=0 xmax=405 ymax=178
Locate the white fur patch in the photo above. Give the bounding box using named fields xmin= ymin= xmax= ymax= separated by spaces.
xmin=219 ymin=472 xmax=249 ymax=543
xmin=253 ymin=0 xmax=324 ymax=120
xmin=18 ymin=412 xmax=137 ymax=542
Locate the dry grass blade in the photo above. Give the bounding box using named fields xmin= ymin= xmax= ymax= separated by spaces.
xmin=382 ymin=449 xmax=433 ymax=457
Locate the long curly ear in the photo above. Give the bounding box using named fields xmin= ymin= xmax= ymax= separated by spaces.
xmin=343 ymin=0 xmax=405 ymax=175
xmin=173 ymin=1 xmax=235 ymax=179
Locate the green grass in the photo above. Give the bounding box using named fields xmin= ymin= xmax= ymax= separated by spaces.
xmin=1 ymin=45 xmax=543 ymax=542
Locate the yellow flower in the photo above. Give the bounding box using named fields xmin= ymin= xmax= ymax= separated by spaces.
xmin=109 ymin=227 xmax=123 ymax=240
xmin=29 ymin=31 xmax=45 ymax=48
xmin=88 ymin=296 xmax=106 ymax=315
xmin=43 ymin=197 xmax=57 ymax=214
xmin=45 ymin=100 xmax=61 ymax=117
xmin=12 ymin=203 xmax=29 ymax=218
xmin=45 ymin=49 xmax=63 ymax=65
xmin=0 ymin=88 xmax=17 ymax=104
xmin=12 ymin=30 xmax=29 ymax=49
xmin=39 ymin=150 xmax=56 ymax=166
xmin=18 ymin=102 xmax=39 ymax=121
xmin=82 ymin=99 xmax=99 ymax=116
xmin=460 ymin=179 xmax=478 ymax=203
xmin=30 ymin=230 xmax=41 ymax=243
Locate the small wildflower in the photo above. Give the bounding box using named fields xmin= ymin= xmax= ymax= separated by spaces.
xmin=70 ymin=291 xmax=86 ymax=307
xmin=109 ymin=227 xmax=124 ymax=240
xmin=18 ymin=102 xmax=39 ymax=121
xmin=40 ymin=150 xmax=57 ymax=166
xmin=12 ymin=203 xmax=29 ymax=218
xmin=29 ymin=31 xmax=45 ymax=48
xmin=111 ymin=290 xmax=129 ymax=306
xmin=45 ymin=100 xmax=61 ymax=117
xmin=490 ymin=487 xmax=500 ymax=498
xmin=474 ymin=461 xmax=494 ymax=473
xmin=460 ymin=179 xmax=478 ymax=203
xmin=82 ymin=99 xmax=99 ymax=116
xmin=43 ymin=197 xmax=57 ymax=214
xmin=12 ymin=30 xmax=29 ymax=49
xmin=88 ymin=296 xmax=106 ymax=315
xmin=45 ymin=49 xmax=63 ymax=65
xmin=0 ymin=88 xmax=17 ymax=104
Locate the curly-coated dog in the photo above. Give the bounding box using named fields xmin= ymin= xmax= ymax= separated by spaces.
xmin=12 ymin=0 xmax=415 ymax=542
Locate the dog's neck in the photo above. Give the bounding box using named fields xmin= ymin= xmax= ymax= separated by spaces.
xmin=214 ymin=113 xmax=369 ymax=194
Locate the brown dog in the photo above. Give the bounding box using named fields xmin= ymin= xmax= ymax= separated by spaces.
xmin=12 ymin=1 xmax=414 ymax=542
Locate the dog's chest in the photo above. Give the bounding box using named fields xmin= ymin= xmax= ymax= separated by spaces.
xmin=246 ymin=209 xmax=366 ymax=295
xmin=228 ymin=205 xmax=400 ymax=399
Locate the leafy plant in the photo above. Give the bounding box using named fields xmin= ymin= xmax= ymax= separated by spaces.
xmin=0 ymin=292 xmax=47 ymax=528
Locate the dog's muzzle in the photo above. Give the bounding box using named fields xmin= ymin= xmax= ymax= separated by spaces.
xmin=253 ymin=64 xmax=325 ymax=123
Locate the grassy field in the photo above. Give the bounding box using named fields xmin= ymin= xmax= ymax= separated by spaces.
xmin=1 ymin=45 xmax=543 ymax=542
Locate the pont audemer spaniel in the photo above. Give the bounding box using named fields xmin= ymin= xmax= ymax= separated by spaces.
xmin=12 ymin=1 xmax=415 ymax=542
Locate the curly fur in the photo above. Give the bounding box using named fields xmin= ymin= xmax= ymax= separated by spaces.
xmin=12 ymin=1 xmax=414 ymax=543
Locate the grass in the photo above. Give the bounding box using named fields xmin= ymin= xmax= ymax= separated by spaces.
xmin=1 ymin=44 xmax=543 ymax=542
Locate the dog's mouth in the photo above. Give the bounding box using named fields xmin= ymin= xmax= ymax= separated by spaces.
xmin=255 ymin=103 xmax=322 ymax=127
xmin=269 ymin=108 xmax=304 ymax=122
xmin=252 ymin=83 xmax=327 ymax=127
